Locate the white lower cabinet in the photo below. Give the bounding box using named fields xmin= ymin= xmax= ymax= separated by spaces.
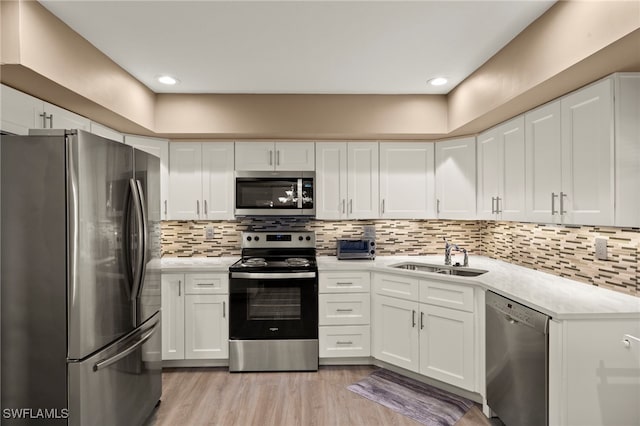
xmin=161 ymin=272 xmax=228 ymax=361
xmin=319 ymin=271 xmax=371 ymax=358
xmin=372 ymin=273 xmax=477 ymax=392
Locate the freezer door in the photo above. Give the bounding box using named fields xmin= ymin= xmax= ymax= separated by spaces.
xmin=68 ymin=312 xmax=162 ymax=426
xmin=67 ymin=130 xmax=136 ymax=359
xmin=134 ymin=149 xmax=162 ymax=325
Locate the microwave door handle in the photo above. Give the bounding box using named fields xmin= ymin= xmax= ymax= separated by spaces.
xmin=297 ymin=178 xmax=303 ymax=208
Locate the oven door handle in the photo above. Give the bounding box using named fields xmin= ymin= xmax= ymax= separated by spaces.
xmin=230 ymin=272 xmax=317 ymax=279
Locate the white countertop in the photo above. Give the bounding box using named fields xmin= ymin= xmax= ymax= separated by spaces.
xmin=158 ymin=255 xmax=640 ymax=320
xmin=318 ymin=255 xmax=640 ymax=320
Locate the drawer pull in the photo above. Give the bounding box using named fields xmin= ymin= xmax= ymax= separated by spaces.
xmin=336 ymin=308 xmax=353 ymax=313
xmin=197 ymin=283 xmax=215 ymax=286
xmin=336 ymin=341 xmax=353 ymax=345
xmin=335 ymin=282 xmax=353 ymax=286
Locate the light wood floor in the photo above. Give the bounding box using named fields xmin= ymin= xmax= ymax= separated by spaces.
xmin=145 ymin=366 xmax=492 ymax=426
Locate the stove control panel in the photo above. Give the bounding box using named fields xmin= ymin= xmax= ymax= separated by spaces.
xmin=242 ymin=231 xmax=315 ymax=249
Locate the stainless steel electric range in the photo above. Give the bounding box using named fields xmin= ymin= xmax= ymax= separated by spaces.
xmin=228 ymin=231 xmax=318 ymax=372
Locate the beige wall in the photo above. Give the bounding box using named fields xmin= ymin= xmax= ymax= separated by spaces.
xmin=1 ymin=0 xmax=639 ymax=139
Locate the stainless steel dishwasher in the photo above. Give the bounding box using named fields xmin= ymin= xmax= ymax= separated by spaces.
xmin=486 ymin=291 xmax=550 ymax=426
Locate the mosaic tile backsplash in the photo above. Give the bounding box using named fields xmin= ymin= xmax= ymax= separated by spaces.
xmin=161 ymin=219 xmax=639 ymax=297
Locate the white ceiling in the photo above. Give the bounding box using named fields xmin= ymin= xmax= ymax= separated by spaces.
xmin=39 ymin=0 xmax=555 ymax=95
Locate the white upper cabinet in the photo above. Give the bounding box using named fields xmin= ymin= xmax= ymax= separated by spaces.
xmin=435 ymin=137 xmax=476 ymax=219
xmin=614 ymin=73 xmax=640 ymax=227
xmin=316 ymin=141 xmax=379 ymax=219
xmin=1 ymin=84 xmax=89 ymax=134
xmin=477 ymin=116 xmax=526 ymax=221
xmin=90 ymin=122 xmax=124 ymax=143
xmin=379 ymin=142 xmax=435 ymax=219
xmin=526 ymin=78 xmax=614 ymax=226
xmin=525 ymin=101 xmax=562 ymax=223
xmin=235 ymin=141 xmax=314 ymax=171
xmin=169 ymin=142 xmax=234 ymax=220
xmin=560 ymin=78 xmax=614 ymax=226
xmin=125 ymin=135 xmax=170 ymax=219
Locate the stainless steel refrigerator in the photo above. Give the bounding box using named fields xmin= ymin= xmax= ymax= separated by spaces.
xmin=1 ymin=129 xmax=162 ymax=425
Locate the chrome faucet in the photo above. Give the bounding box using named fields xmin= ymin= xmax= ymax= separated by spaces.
xmin=443 ymin=237 xmax=468 ymax=267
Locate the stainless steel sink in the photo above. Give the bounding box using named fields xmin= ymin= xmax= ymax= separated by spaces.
xmin=390 ymin=262 xmax=488 ymax=277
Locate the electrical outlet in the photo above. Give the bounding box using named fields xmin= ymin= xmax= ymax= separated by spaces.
xmin=595 ymin=237 xmax=608 ymax=260
xmin=205 ymin=227 xmax=215 ymax=240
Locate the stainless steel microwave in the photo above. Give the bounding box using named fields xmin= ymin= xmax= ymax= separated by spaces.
xmin=337 ymin=239 xmax=376 ymax=260
xmin=235 ymin=171 xmax=315 ymax=217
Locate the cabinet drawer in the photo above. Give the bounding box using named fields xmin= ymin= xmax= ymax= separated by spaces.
xmin=319 ymin=326 xmax=371 ymax=358
xmin=373 ymin=273 xmax=419 ymax=301
xmin=419 ymin=279 xmax=474 ymax=312
xmin=319 ymin=293 xmax=370 ymax=325
xmin=319 ymin=271 xmax=371 ymax=293
xmin=185 ymin=273 xmax=229 ymax=294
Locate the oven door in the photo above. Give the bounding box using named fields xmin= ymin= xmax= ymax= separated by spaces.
xmin=229 ymin=271 xmax=318 ymax=340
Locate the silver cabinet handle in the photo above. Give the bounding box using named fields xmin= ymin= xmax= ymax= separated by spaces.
xmin=197 ymin=283 xmax=215 ymax=287
xmin=39 ymin=112 xmax=47 ymax=128
xmin=204 ymin=200 xmax=208 ymax=215
xmin=560 ymin=192 xmax=567 ymax=215
xmin=164 ymin=200 xmax=167 ymax=216
xmin=178 ymin=280 xmax=181 ymax=297
xmin=47 ymin=114 xmax=53 ymax=128
xmin=491 ymin=197 xmax=496 ymax=214
xmin=223 ymin=301 xmax=226 ymax=319
xmin=94 ymin=326 xmax=156 ymax=371
xmin=496 ymin=196 xmax=502 ymax=214
xmin=269 ymin=150 xmax=273 ymax=166
xmin=349 ymin=199 xmax=353 ymax=214
xmin=335 ymin=282 xmax=353 ymax=286
xmin=277 ymin=150 xmax=280 ymax=166
xmin=336 ymin=341 xmax=353 ymax=345
xmin=420 ymin=311 xmax=424 ymax=330
xmin=336 ymin=308 xmax=354 ymax=313
xmin=412 ymin=310 xmax=416 ymax=328
xmin=551 ymin=192 xmax=556 ymax=215
xmin=342 ymin=199 xmax=346 ymax=214
xmin=382 ymin=199 xmax=385 ymax=214
xmin=437 ymin=199 xmax=441 ymax=214
xmin=196 ymin=200 xmax=200 ymax=215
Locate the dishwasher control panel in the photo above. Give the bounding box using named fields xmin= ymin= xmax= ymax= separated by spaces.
xmin=486 ymin=291 xmax=549 ymax=332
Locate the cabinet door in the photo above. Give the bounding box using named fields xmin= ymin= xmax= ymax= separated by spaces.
xmin=161 ymin=274 xmax=185 ymax=360
xmin=347 ymin=142 xmax=379 ymax=219
xmin=126 ymin=135 xmax=170 ymax=219
xmin=525 ymin=101 xmax=562 ymax=223
xmin=476 ymin=128 xmax=500 ymax=220
xmin=435 ymin=137 xmax=476 ymax=219
xmin=315 ymin=142 xmax=347 ymax=219
xmin=561 ymin=79 xmax=614 ymax=226
xmin=614 ymin=74 xmax=640 ymax=227
xmin=90 ymin=122 xmax=124 ymax=143
xmin=235 ymin=141 xmax=274 ymax=171
xmin=379 ymin=142 xmax=435 ymax=219
xmin=373 ymin=295 xmax=419 ymax=372
xmin=419 ymin=304 xmax=474 ymax=391
xmin=169 ymin=142 xmax=202 ymax=220
xmin=44 ymin=102 xmax=90 ymax=131
xmin=184 ymin=294 xmax=228 ymax=359
xmin=0 ymin=84 xmax=43 ymax=134
xmin=499 ymin=116 xmax=526 ymax=221
xmin=275 ymin=141 xmax=315 ymax=171
xmin=202 ymin=142 xmax=234 ymax=219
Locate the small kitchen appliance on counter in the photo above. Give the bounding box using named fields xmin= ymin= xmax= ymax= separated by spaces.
xmin=336 ymin=239 xmax=376 ymax=260
xmin=228 ymin=231 xmax=318 ymax=372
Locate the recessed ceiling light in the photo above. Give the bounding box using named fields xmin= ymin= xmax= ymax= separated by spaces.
xmin=428 ymin=77 xmax=448 ymax=86
xmin=157 ymin=75 xmax=178 ymax=85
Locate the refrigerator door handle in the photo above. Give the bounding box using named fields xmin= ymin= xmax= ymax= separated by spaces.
xmin=93 ymin=326 xmax=157 ymax=372
xmin=135 ymin=179 xmax=148 ymax=299
xmin=129 ymin=179 xmax=145 ymax=302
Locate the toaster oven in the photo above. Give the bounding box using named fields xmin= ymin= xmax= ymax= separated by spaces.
xmin=336 ymin=239 xmax=376 ymax=260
